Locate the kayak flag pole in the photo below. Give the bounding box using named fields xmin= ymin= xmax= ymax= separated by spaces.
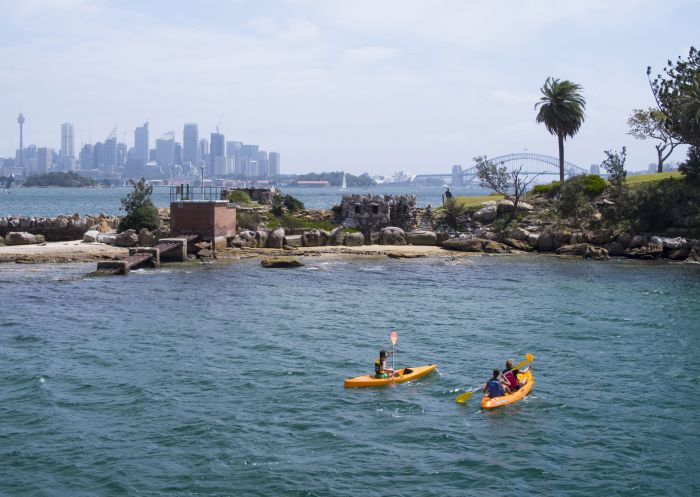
xmin=390 ymin=331 xmax=398 ymax=373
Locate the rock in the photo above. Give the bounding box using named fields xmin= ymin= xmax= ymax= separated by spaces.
xmin=194 ymin=241 xmax=211 ymax=251
xmin=528 ymin=233 xmax=540 ymax=249
xmin=35 ymin=234 xmax=45 ymax=244
xmin=261 ymin=257 xmax=304 ymax=268
xmin=387 ymin=252 xmax=425 ymax=259
xmin=483 ymin=241 xmax=510 ymax=254
xmin=0 ymin=235 xmax=4 ymax=245
xmin=197 ymin=248 xmax=214 ymax=258
xmin=587 ymin=229 xmax=615 ymax=245
xmin=5 ymin=232 xmax=38 ymax=245
xmin=668 ymin=247 xmax=690 ymax=260
xmin=98 ymin=220 xmax=112 ymax=233
xmin=584 ymin=245 xmax=609 ymax=261
xmin=302 ymin=229 xmax=322 ymax=247
xmin=616 ymin=232 xmax=631 ymax=248
xmin=603 ymin=242 xmax=626 ymax=256
xmin=517 ymin=201 xmax=534 ymax=212
xmin=657 ymin=237 xmax=688 ymax=251
xmin=507 ymin=227 xmax=530 ymax=241
xmin=685 ymin=248 xmax=700 ymax=263
xmin=436 ymin=231 xmax=451 ymax=244
xmin=441 ymin=238 xmax=484 ymax=252
xmin=344 ymin=232 xmax=364 ymax=246
xmin=624 ymin=242 xmax=663 ymax=259
xmin=240 ymin=230 xmax=258 ymax=248
xmin=97 ymin=233 xmax=117 ymax=244
xmin=497 ymin=199 xmax=515 ymax=214
xmin=380 ymin=227 xmax=407 ymax=245
xmin=115 ymin=230 xmax=139 ymax=247
xmin=138 ymin=228 xmax=157 ymax=247
xmin=553 ymin=229 xmax=572 ymax=248
xmin=83 ymin=230 xmax=100 ymax=243
xmin=628 ymin=235 xmax=645 ymax=249
xmin=503 ymin=238 xmax=531 ymax=251
xmin=570 ymin=231 xmax=585 ymax=244
xmin=256 ymin=230 xmax=269 ymax=248
xmin=0 ymin=217 xmax=7 ymax=228
xmin=283 ymin=235 xmax=303 ymax=248
xmin=473 ymin=205 xmax=497 ymax=223
xmin=406 ymin=230 xmax=437 ymax=246
xmin=329 ymin=227 xmax=346 ymax=246
xmin=267 ymin=228 xmax=285 ymax=249
xmin=537 ymin=232 xmax=554 ymax=252
xmin=555 ymin=243 xmax=590 ymax=256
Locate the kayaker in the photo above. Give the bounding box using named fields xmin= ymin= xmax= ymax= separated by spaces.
xmin=483 ymin=369 xmax=510 ymax=398
xmin=502 ymin=359 xmax=529 ymax=391
xmin=374 ymin=350 xmax=395 ymax=379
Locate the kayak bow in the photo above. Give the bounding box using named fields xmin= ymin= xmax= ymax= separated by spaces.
xmin=343 ymin=364 xmax=437 ymax=388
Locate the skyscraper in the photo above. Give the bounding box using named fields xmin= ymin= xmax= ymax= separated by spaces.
xmin=79 ymin=144 xmax=93 ymax=170
xmin=102 ymin=134 xmax=118 ymax=172
xmin=36 ymin=147 xmax=53 ymax=175
xmin=156 ymin=132 xmax=176 ymax=169
xmin=210 ymin=132 xmax=225 ymax=176
xmin=60 ymin=123 xmax=75 ymax=169
xmin=17 ymin=113 xmax=25 ymax=171
xmin=183 ymin=123 xmax=198 ymax=167
xmin=258 ymin=150 xmax=268 ymax=178
xmin=134 ymin=122 xmax=149 ymax=167
xmin=268 ymin=152 xmax=280 ymax=177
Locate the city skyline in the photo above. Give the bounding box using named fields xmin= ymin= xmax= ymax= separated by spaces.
xmin=0 ymin=1 xmax=698 ymax=173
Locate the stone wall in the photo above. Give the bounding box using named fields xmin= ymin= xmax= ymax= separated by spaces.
xmin=340 ymin=194 xmax=418 ymax=240
xmin=0 ymin=214 xmax=120 ymax=241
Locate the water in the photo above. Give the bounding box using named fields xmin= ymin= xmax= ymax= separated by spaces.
xmin=0 ymin=185 xmax=488 ymax=217
xmin=1 ymin=256 xmax=698 ymax=496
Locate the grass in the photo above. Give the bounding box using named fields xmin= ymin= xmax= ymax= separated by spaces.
xmin=451 ymin=195 xmax=504 ymax=209
xmin=626 ymin=171 xmax=682 ymax=188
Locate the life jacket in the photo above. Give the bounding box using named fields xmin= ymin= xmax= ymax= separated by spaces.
xmin=487 ymin=379 xmax=504 ymax=398
xmin=374 ymin=358 xmax=385 ymax=375
xmin=502 ymin=369 xmax=519 ymax=389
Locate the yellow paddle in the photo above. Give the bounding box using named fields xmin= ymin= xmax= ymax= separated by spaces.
xmin=390 ymin=331 xmax=398 ymax=373
xmin=455 ymin=353 xmax=534 ymax=404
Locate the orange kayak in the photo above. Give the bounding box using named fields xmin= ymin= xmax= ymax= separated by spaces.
xmin=344 ymin=364 xmax=437 ymax=388
xmin=481 ymin=370 xmax=534 ymax=409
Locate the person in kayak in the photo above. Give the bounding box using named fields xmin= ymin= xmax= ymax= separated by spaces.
xmin=374 ymin=350 xmax=395 ymax=379
xmin=502 ymin=359 xmax=529 ymax=391
xmin=483 ymin=369 xmax=510 ymax=398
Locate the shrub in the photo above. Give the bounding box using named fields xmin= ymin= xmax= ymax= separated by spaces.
xmin=581 ymin=175 xmax=607 ymax=196
xmin=679 ymin=146 xmax=700 ymax=184
xmin=237 ymin=210 xmax=263 ymax=230
xmin=557 ymin=178 xmax=594 ymax=228
xmin=228 ymin=190 xmax=253 ymax=204
xmin=442 ymin=198 xmax=466 ymax=230
xmin=118 ymin=205 xmax=160 ymax=232
xmin=531 ymin=181 xmax=560 ymax=198
xmin=283 ymin=194 xmax=304 ymax=212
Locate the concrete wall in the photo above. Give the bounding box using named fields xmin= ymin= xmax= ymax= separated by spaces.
xmin=170 ymin=201 xmax=236 ymax=249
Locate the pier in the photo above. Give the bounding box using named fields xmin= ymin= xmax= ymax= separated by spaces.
xmin=95 ymin=235 xmax=199 ymax=275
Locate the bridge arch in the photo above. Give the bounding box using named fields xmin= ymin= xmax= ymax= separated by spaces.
xmin=458 ymin=152 xmax=587 ymax=184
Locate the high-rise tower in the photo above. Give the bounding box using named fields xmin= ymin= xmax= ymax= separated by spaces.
xmin=61 ymin=123 xmax=75 ymax=170
xmin=17 ymin=113 xmax=25 ymax=170
xmin=183 ymin=123 xmax=198 ymax=168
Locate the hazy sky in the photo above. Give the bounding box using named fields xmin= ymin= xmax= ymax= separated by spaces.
xmin=0 ymin=0 xmax=697 ymax=174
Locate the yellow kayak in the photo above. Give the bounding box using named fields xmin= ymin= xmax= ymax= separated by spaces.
xmin=481 ymin=370 xmax=534 ymax=409
xmin=344 ymin=364 xmax=437 ymax=388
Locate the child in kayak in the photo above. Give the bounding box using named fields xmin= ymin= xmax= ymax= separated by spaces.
xmin=483 ymin=369 xmax=510 ymax=398
xmin=502 ymin=359 xmax=530 ymax=391
xmin=374 ymin=350 xmax=395 ymax=379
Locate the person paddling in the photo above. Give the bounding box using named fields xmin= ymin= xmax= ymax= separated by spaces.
xmin=501 ymin=358 xmax=529 ymax=391
xmin=483 ymin=369 xmax=510 ymax=398
xmin=374 ymin=350 xmax=395 ymax=379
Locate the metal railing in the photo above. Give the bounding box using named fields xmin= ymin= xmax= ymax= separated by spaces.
xmin=169 ymin=185 xmax=228 ymax=202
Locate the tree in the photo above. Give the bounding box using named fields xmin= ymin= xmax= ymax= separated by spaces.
xmin=648 ymin=46 xmax=700 ymax=146
xmin=535 ymin=77 xmax=587 ymax=182
xmin=121 ymin=177 xmax=154 ymax=213
xmin=601 ymin=147 xmax=628 ymax=222
xmin=474 ymin=156 xmax=538 ymax=213
xmin=627 ymin=108 xmax=683 ymax=173
xmin=118 ymin=177 xmax=159 ymax=233
xmin=442 ymin=198 xmax=466 ymax=230
xmin=557 ymin=176 xmax=595 ymax=231
xmin=679 ymin=146 xmax=700 ymax=184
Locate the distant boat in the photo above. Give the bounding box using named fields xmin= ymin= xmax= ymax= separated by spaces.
xmin=341 ymin=173 xmax=347 ymax=191
xmin=4 ymin=174 xmax=13 ymax=193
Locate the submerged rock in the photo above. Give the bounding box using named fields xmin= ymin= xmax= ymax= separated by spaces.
xmin=261 ymin=257 xmax=304 ymax=268
xmin=406 ymin=230 xmax=437 ymax=246
xmin=5 ymin=232 xmax=38 ymax=245
xmin=441 ymin=238 xmax=484 ymax=252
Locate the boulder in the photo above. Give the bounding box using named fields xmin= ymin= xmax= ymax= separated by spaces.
xmin=553 ymin=229 xmax=572 ymax=248
xmin=96 ymin=233 xmax=117 ymax=245
xmin=380 ymin=227 xmax=407 ymax=245
xmin=473 ymin=205 xmax=497 ymax=223
xmin=98 ymin=220 xmax=112 ymax=233
xmin=603 ymin=242 xmax=626 ymax=256
xmin=344 ymin=232 xmax=364 ymax=246
xmin=441 ymin=238 xmax=484 ymax=252
xmin=528 ymin=233 xmax=540 ymax=250
xmin=261 ymin=257 xmax=304 ymax=268
xmin=657 ymin=237 xmax=688 ymax=251
xmin=584 ymin=245 xmax=609 ymax=261
xmin=302 ymin=229 xmax=322 ymax=247
xmin=517 ymin=201 xmax=534 ymax=212
xmin=283 ymin=235 xmax=303 ymax=248
xmin=194 ymin=241 xmax=211 ymax=251
xmin=83 ymin=230 xmax=100 ymax=243
xmin=35 ymin=234 xmax=45 ymax=244
xmin=329 ymin=227 xmax=346 ymax=246
xmin=115 ymin=230 xmax=139 ymax=247
xmin=586 ymin=229 xmax=615 ymax=245
xmin=570 ymin=231 xmax=585 ymax=244
xmin=5 ymin=232 xmax=38 ymax=245
xmin=406 ymin=230 xmax=437 ymax=246
xmin=668 ymin=246 xmax=690 ymax=260
xmin=138 ymin=228 xmax=157 ymax=247
xmin=0 ymin=217 xmax=7 ymax=228
xmin=267 ymin=228 xmax=285 ymax=249
xmin=497 ymin=199 xmax=515 ymax=214
xmin=506 ymin=227 xmax=530 ymax=241
xmin=0 ymin=235 xmax=4 ymax=245
xmin=616 ymin=232 xmax=631 ymax=248
xmin=483 ymin=241 xmax=510 ymax=254
xmin=503 ymin=238 xmax=531 ymax=251
xmin=537 ymin=232 xmax=555 ymax=252
xmin=555 ymin=243 xmax=590 ymax=256
xmin=197 ymin=248 xmax=214 ymax=258
xmin=256 ymin=230 xmax=269 ymax=248
xmin=240 ymin=230 xmax=258 ymax=248
xmin=624 ymin=242 xmax=663 ymax=259
xmin=628 ymin=235 xmax=645 ymax=249
xmin=685 ymin=248 xmax=700 ymax=263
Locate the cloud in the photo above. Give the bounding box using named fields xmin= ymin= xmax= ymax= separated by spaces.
xmin=342 ymin=46 xmax=401 ymax=64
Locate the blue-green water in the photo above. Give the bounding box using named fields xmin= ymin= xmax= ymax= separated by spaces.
xmin=1 ymin=256 xmax=699 ymax=496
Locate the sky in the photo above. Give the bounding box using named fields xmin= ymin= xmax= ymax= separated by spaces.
xmin=0 ymin=0 xmax=697 ymax=174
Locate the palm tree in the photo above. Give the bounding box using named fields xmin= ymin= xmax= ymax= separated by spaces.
xmin=535 ymin=78 xmax=586 ymax=181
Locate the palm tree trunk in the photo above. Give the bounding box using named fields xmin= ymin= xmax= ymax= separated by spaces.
xmin=558 ymin=133 xmax=565 ymax=182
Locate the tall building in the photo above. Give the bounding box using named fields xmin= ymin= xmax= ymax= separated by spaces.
xmin=183 ymin=123 xmax=198 ymax=167
xmin=102 ymin=135 xmax=118 ymax=172
xmin=60 ymin=123 xmax=75 ymax=169
xmin=198 ymin=138 xmax=209 ymax=170
xmin=451 ymin=164 xmax=464 ymax=187
xmin=240 ymin=144 xmax=259 ymax=179
xmin=17 ymin=113 xmax=25 ymax=171
xmin=210 ymin=132 xmax=225 ymax=176
xmin=36 ymin=147 xmax=53 ymax=175
xmin=258 ymin=150 xmax=268 ymax=178
xmin=268 ymin=152 xmax=280 ymax=177
xmin=92 ymin=142 xmax=103 ymax=169
xmin=156 ymin=132 xmax=176 ymax=168
xmin=134 ymin=122 xmax=149 ymax=167
xmin=79 ymin=144 xmax=93 ymax=169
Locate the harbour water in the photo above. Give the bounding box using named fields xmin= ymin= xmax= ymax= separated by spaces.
xmin=1 ymin=255 xmax=698 ymax=496
xmin=0 ymin=185 xmax=489 ymax=218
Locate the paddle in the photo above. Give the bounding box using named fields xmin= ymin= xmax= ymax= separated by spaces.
xmin=455 ymin=353 xmax=534 ymax=404
xmin=390 ymin=331 xmax=398 ymax=374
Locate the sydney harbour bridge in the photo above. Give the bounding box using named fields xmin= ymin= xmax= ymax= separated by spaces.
xmin=415 ymin=152 xmax=589 ymax=185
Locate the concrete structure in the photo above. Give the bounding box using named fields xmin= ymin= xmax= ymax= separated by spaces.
xmin=36 ymin=147 xmax=53 ymax=174
xmin=183 ymin=123 xmax=198 ymax=167
xmin=156 ymin=132 xmax=175 ymax=168
xmin=210 ymin=132 xmax=225 ymax=176
xmin=340 ymin=193 xmax=418 ymax=240
xmin=17 ymin=113 xmax=25 ymax=172
xmin=170 ymin=201 xmax=236 ymax=250
xmin=102 ymin=135 xmax=118 ymax=172
xmin=60 ymin=123 xmax=75 ymax=169
xmin=134 ymin=122 xmax=149 ymax=168
xmin=268 ymin=152 xmax=280 ymax=177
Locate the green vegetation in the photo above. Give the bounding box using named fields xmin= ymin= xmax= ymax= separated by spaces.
xmin=23 ymin=171 xmax=96 ymax=187
xmin=557 ymin=177 xmax=595 ymax=228
xmin=118 ymin=177 xmax=160 ymax=232
xmin=626 ymin=171 xmax=682 ymax=187
xmin=271 ymin=194 xmax=305 ymax=215
xmin=450 ymin=195 xmax=504 ymax=209
xmin=228 ymin=189 xmax=254 ymax=205
xmin=268 ymin=214 xmax=336 ymax=232
xmin=292 ymin=171 xmax=375 ymax=187
xmin=535 ymin=77 xmax=587 ymax=182
xmin=627 ymin=108 xmax=682 ymax=173
xmin=679 ymin=146 xmax=700 ymax=184
xmin=442 ymin=198 xmax=467 ymax=230
xmin=531 ymin=181 xmax=560 ymax=197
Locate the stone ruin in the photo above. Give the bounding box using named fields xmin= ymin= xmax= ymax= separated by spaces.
xmin=339 ymin=194 xmax=418 ymax=239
